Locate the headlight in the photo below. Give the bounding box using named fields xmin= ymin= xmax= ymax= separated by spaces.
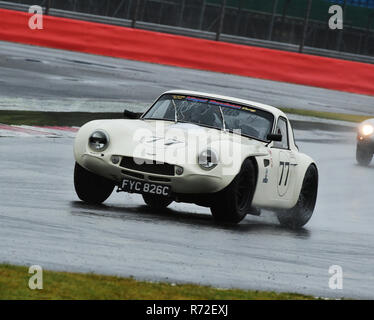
xmin=89 ymin=130 xmax=109 ymax=152
xmin=198 ymin=149 xmax=218 ymax=170
xmin=361 ymin=124 xmax=374 ymax=136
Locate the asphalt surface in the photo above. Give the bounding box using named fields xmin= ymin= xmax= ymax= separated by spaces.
xmin=1 ymin=41 xmax=374 ymax=115
xmin=1 ymin=131 xmax=374 ymax=299
xmin=1 ymin=41 xmax=374 ymax=299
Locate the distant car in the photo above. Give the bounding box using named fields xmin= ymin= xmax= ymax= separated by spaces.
xmin=356 ymin=119 xmax=374 ymax=166
xmin=73 ymin=90 xmax=318 ymax=228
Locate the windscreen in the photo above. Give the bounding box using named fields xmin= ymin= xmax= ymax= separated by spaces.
xmin=142 ymin=94 xmax=274 ymax=141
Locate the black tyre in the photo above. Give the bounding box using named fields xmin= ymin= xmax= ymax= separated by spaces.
xmin=277 ymin=164 xmax=318 ymax=229
xmin=356 ymin=143 xmax=373 ymax=166
xmin=74 ymin=162 xmax=115 ymax=204
xmin=142 ymin=194 xmax=173 ymax=209
xmin=210 ymin=159 xmax=257 ymax=224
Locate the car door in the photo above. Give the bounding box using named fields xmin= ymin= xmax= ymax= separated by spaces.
xmin=270 ymin=117 xmax=297 ymax=202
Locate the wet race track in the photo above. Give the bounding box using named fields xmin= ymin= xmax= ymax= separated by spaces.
xmin=1 ymin=41 xmax=374 ymax=299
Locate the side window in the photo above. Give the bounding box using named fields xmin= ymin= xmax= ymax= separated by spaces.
xmin=291 ymin=125 xmax=299 ymax=150
xmin=273 ymin=117 xmax=289 ymax=149
xmin=145 ymin=99 xmax=174 ymax=120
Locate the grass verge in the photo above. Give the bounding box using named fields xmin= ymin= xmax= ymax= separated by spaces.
xmin=0 ymin=111 xmax=123 ymax=127
xmin=0 ymin=109 xmax=372 ymax=127
xmin=280 ymin=108 xmax=372 ymax=123
xmin=0 ymin=264 xmax=314 ymax=300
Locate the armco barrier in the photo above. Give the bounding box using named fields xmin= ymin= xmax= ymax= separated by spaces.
xmin=1 ymin=8 xmax=374 ymax=97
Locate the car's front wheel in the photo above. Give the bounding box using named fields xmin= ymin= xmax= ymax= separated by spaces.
xmin=210 ymin=158 xmax=256 ymax=224
xmin=356 ymin=143 xmax=373 ymax=166
xmin=142 ymin=194 xmax=173 ymax=209
xmin=277 ymin=164 xmax=318 ymax=229
xmin=74 ymin=162 xmax=115 ymax=204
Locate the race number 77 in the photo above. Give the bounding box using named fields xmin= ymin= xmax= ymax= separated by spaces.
xmin=279 ymin=162 xmax=290 ymax=186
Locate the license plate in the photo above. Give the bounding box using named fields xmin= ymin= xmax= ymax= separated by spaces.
xmin=121 ymin=178 xmax=171 ymax=196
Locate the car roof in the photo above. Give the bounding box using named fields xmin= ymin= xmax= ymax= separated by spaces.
xmin=164 ymin=90 xmax=287 ymax=119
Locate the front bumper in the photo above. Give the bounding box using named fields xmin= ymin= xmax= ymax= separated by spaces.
xmin=78 ymin=153 xmax=226 ymax=194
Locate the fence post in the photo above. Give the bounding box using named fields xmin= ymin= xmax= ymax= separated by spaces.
xmin=216 ymin=0 xmax=226 ymax=41
xmin=178 ymin=0 xmax=186 ymax=27
xmin=268 ymin=0 xmax=278 ymax=40
xmin=199 ymin=0 xmax=206 ymax=30
xmin=336 ymin=0 xmax=346 ymax=51
xmin=45 ymin=0 xmax=51 ymax=15
xmin=299 ymin=0 xmax=312 ymax=53
xmin=234 ymin=0 xmax=243 ymax=35
xmin=132 ymin=0 xmax=141 ymax=28
xmin=364 ymin=12 xmax=374 ymax=55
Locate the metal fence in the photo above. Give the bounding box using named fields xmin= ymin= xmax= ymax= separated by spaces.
xmin=5 ymin=0 xmax=374 ymax=56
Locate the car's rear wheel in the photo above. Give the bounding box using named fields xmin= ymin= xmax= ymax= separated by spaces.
xmin=142 ymin=194 xmax=173 ymax=209
xmin=356 ymin=143 xmax=373 ymax=166
xmin=74 ymin=162 xmax=115 ymax=204
xmin=277 ymin=164 xmax=318 ymax=229
xmin=210 ymin=159 xmax=256 ymax=224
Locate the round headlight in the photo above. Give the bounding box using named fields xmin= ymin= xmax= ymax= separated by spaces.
xmin=361 ymin=124 xmax=374 ymax=136
xmin=89 ymin=130 xmax=109 ymax=152
xmin=198 ymin=149 xmax=218 ymax=170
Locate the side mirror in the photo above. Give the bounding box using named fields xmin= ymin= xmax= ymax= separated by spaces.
xmin=124 ymin=109 xmax=141 ymax=119
xmin=267 ymin=133 xmax=282 ymax=142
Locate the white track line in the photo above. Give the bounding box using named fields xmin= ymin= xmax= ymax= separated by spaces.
xmin=0 ymin=124 xmax=78 ymax=138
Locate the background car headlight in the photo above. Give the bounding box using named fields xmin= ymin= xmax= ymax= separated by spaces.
xmin=361 ymin=124 xmax=374 ymax=136
xmin=198 ymin=149 xmax=218 ymax=170
xmin=89 ymin=130 xmax=109 ymax=152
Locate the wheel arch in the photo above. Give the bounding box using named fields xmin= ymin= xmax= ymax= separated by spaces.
xmin=216 ymin=155 xmax=259 ymax=193
xmin=291 ymin=154 xmax=318 ymax=208
xmin=248 ymin=156 xmax=259 ymax=187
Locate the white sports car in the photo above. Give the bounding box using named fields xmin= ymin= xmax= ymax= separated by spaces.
xmin=74 ymin=90 xmax=318 ymax=228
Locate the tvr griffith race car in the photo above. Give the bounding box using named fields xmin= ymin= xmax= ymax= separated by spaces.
xmin=356 ymin=119 xmax=374 ymax=166
xmin=74 ymin=90 xmax=318 ymax=228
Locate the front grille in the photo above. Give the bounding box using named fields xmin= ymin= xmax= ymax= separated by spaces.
xmin=121 ymin=169 xmax=145 ymax=180
xmin=120 ymin=156 xmax=175 ymax=176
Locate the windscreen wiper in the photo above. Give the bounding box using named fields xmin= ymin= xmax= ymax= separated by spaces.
xmin=219 ymin=106 xmax=226 ymax=131
xmin=171 ymin=99 xmax=178 ymax=123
